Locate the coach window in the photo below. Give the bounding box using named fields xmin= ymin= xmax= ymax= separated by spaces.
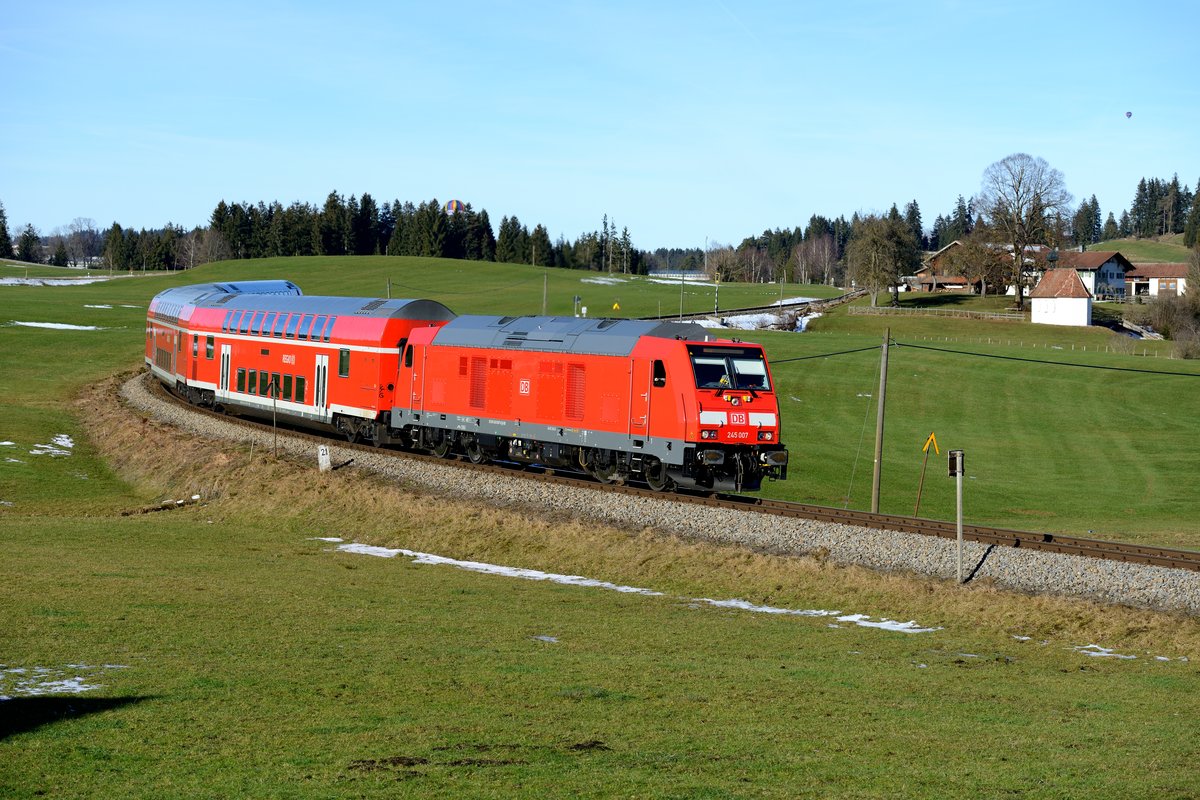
xmin=322 ymin=316 xmax=336 ymax=342
xmin=192 ymin=334 xmax=199 ymax=358
xmin=285 ymin=314 xmax=300 ymax=338
xmin=248 ymin=311 xmax=264 ymax=335
xmin=338 ymin=348 xmax=350 ymax=378
xmin=295 ymin=376 xmax=307 ymax=403
xmin=282 ymin=374 xmax=293 ymax=401
xmin=237 ymin=368 xmax=246 ymax=393
xmin=270 ymin=372 xmax=281 ymax=397
xmin=260 ymin=370 xmax=272 ymax=396
xmin=653 ymin=360 xmax=666 ymax=388
xmin=272 ymin=314 xmax=287 ymax=337
xmin=262 ymin=313 xmax=276 ymax=336
xmin=222 ymin=312 xmax=231 ymax=333
xmin=248 ymin=370 xmax=258 ymax=395
xmin=237 ymin=311 xmax=251 ymax=335
xmin=206 ymin=335 xmax=214 ymax=359
xmin=310 ymin=316 xmax=326 ymax=341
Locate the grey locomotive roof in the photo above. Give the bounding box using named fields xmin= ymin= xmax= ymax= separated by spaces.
xmin=151 ymin=282 xmax=455 ymax=322
xmin=430 ymin=315 xmax=711 ymax=356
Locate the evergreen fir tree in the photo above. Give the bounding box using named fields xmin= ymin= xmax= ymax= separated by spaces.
xmin=530 ymin=224 xmax=553 ymax=266
xmin=1184 ymin=179 xmax=1200 ymax=248
xmin=17 ymin=224 xmax=40 ymax=263
xmin=1102 ymin=212 xmax=1119 ymax=242
xmin=0 ymin=201 xmax=14 ymax=259
xmin=903 ymin=200 xmax=923 ymax=250
xmin=51 ymin=240 xmax=69 ymax=266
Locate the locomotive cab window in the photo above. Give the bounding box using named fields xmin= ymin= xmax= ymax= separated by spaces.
xmin=404 ymin=344 xmax=413 ymax=368
xmin=653 ymin=360 xmax=666 ymax=388
xmin=688 ymin=346 xmax=771 ymax=391
xmin=338 ymin=348 xmax=350 ymax=378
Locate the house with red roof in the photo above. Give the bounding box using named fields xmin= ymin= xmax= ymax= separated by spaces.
xmin=1126 ymin=263 xmax=1190 ymax=298
xmin=1051 ymin=251 xmax=1133 ymax=300
xmin=1030 ymin=268 xmax=1091 ymax=327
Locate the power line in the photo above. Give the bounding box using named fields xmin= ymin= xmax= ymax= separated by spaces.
xmin=770 ymin=345 xmax=882 ymax=364
xmin=896 ymin=341 xmax=1200 ymax=378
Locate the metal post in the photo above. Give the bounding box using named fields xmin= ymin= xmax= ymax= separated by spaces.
xmin=542 ymin=273 xmax=547 ymax=316
xmin=956 ymin=468 xmax=964 ymax=583
xmin=870 ymin=329 xmax=890 ymax=514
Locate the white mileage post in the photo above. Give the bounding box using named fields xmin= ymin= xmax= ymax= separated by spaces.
xmin=948 ymin=450 xmax=965 ymax=583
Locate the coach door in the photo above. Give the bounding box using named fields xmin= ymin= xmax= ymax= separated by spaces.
xmin=314 ymin=354 xmax=329 ymax=418
xmin=628 ymin=359 xmax=651 ymax=440
xmin=219 ymin=344 xmax=232 ymax=395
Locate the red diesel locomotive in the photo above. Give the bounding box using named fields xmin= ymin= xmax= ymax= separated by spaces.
xmin=147 ymin=282 xmax=788 ymax=492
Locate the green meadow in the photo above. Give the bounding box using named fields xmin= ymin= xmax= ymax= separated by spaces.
xmin=3 ymin=257 xmax=1200 ymax=798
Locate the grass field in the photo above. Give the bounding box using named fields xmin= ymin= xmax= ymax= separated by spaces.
xmin=3 ymin=257 xmax=1200 ymax=797
xmin=1093 ymin=234 xmax=1193 ymax=263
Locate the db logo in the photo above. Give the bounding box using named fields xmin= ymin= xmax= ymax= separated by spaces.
xmin=519 ymin=379 xmax=531 ymax=395
xmin=730 ymin=412 xmax=747 ymax=425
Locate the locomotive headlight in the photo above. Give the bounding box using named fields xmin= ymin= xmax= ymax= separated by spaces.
xmin=700 ymin=429 xmax=717 ymax=440
xmin=758 ymin=430 xmax=773 ymax=441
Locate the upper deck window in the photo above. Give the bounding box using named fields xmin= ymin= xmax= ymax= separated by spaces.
xmin=688 ymin=346 xmax=771 ymax=391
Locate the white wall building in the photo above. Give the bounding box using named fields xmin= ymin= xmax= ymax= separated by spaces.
xmin=1030 ymin=269 xmax=1092 ymax=327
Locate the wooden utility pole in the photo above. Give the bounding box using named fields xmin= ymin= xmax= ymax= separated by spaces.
xmin=870 ymin=329 xmax=890 ymax=514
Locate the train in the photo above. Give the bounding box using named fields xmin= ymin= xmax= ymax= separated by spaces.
xmin=146 ymin=281 xmax=788 ymax=492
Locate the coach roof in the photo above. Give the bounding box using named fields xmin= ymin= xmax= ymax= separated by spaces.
xmin=429 ymin=315 xmax=711 ymax=356
xmin=150 ymin=282 xmax=455 ymax=322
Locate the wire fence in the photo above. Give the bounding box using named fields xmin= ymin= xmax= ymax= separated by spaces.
xmin=848 ymin=305 xmax=1027 ymax=321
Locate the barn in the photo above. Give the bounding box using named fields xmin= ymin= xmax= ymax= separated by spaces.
xmin=1030 ymin=269 xmax=1092 ymax=327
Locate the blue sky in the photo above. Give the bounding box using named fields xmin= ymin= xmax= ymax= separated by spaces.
xmin=3 ymin=1 xmax=1197 ymax=249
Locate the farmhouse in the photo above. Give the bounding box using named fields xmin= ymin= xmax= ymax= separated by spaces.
xmin=1051 ymin=251 xmax=1132 ymax=300
xmin=1029 ymin=268 xmax=1091 ymax=327
xmin=1126 ymin=263 xmax=1190 ymax=297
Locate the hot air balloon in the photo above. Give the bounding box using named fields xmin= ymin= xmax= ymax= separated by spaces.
xmin=445 ymin=199 xmax=464 ymax=214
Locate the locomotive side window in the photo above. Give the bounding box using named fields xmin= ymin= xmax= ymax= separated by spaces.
xmin=237 ymin=368 xmax=246 ymax=392
xmin=338 ymin=349 xmax=350 ymax=378
xmin=285 ymin=315 xmax=300 ymax=338
xmin=206 ymin=336 xmax=214 ymax=359
xmin=653 ymin=360 xmax=666 ymax=388
xmin=192 ymin=334 xmax=199 ymax=357
xmin=295 ymin=376 xmax=306 ymax=403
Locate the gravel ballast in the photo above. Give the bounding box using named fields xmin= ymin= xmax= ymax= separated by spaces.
xmin=121 ymin=374 xmax=1200 ymax=617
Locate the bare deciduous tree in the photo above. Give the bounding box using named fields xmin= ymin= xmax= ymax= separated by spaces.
xmin=979 ymin=153 xmax=1073 ymax=309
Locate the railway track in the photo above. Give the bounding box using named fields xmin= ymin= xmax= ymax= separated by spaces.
xmin=144 ymin=374 xmax=1200 ymax=574
xmin=637 ymin=289 xmax=869 ymax=323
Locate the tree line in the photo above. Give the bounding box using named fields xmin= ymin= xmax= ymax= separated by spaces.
xmin=1 ymin=168 xmax=1196 ymax=281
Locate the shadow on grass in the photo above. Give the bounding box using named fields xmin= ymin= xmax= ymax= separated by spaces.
xmin=0 ymin=696 xmax=152 ymax=741
xmin=899 ymin=293 xmax=979 ymax=309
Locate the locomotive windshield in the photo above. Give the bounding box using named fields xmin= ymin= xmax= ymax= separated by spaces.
xmin=688 ymin=345 xmax=771 ymax=391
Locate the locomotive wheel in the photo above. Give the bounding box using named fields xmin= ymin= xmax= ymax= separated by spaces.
xmin=431 ymin=439 xmax=451 ymax=458
xmin=465 ymin=438 xmax=487 ymax=464
xmin=369 ymin=422 xmax=388 ymax=448
xmin=644 ymin=458 xmax=674 ymax=492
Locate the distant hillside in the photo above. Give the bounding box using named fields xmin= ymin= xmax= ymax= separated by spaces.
xmin=1093 ymin=234 xmax=1192 ymax=263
